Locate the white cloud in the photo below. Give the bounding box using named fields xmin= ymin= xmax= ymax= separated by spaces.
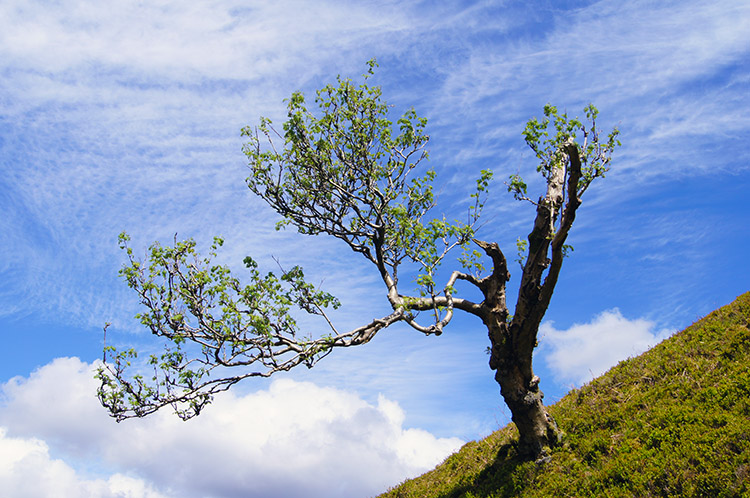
xmin=0 ymin=428 xmax=166 ymax=498
xmin=539 ymin=309 xmax=673 ymax=387
xmin=2 ymin=0 xmax=747 ymax=329
xmin=432 ymin=0 xmax=750 ymax=182
xmin=0 ymin=0 xmax=433 ymax=327
xmin=0 ymin=2 xmax=747 ymax=482
xmin=0 ymin=357 xmax=463 ymax=498
xmin=438 ymin=0 xmax=750 ymax=109
xmin=0 ymin=0 xmax=404 ymax=76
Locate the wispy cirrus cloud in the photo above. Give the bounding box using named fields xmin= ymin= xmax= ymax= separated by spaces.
xmin=0 ymin=0 xmax=434 ymax=326
xmin=0 ymin=6 xmax=748 ymax=489
xmin=429 ymin=0 xmax=750 ymax=179
xmin=0 ymin=0 xmax=416 ymax=81
xmin=436 ymin=0 xmax=750 ymax=109
xmin=2 ymin=0 xmax=748 ymax=328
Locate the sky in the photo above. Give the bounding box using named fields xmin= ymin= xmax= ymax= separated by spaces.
xmin=1 ymin=0 xmax=748 ymax=496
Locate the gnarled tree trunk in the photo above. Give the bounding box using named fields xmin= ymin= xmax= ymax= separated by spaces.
xmin=489 ymin=317 xmax=562 ymax=457
xmin=474 ymin=142 xmax=583 ymax=459
xmin=474 ymin=239 xmax=560 ymax=459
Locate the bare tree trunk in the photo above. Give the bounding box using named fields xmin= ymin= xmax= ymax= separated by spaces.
xmin=474 ymin=153 xmax=575 ymax=459
xmin=483 ymin=305 xmax=562 ymax=459
xmin=491 ymin=332 xmax=562 ymax=458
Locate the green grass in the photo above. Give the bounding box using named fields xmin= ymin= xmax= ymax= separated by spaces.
xmin=378 ymin=292 xmax=750 ymax=497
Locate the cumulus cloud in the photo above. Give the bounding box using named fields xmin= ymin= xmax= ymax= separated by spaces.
xmin=0 ymin=428 xmax=165 ymax=498
xmin=0 ymin=357 xmax=463 ymax=498
xmin=539 ymin=309 xmax=673 ymax=387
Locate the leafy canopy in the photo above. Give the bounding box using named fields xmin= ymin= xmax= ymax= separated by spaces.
xmin=97 ymin=61 xmax=619 ymax=422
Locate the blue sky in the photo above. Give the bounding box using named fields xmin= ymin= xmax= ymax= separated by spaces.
xmin=1 ymin=0 xmax=748 ymax=496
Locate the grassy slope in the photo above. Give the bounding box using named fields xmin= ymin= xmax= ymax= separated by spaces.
xmin=379 ymin=292 xmax=750 ymax=498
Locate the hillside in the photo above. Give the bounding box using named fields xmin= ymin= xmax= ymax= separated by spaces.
xmin=378 ymin=292 xmax=750 ymax=497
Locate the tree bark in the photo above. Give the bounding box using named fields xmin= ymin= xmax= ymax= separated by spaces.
xmin=492 ymin=334 xmax=562 ymax=459
xmin=476 ymin=149 xmax=581 ymax=459
xmin=475 ymin=239 xmax=561 ymax=459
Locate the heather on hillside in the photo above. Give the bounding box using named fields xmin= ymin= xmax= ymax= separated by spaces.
xmin=380 ymin=292 xmax=750 ymax=498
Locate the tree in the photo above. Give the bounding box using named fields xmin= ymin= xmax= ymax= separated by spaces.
xmin=97 ymin=61 xmax=620 ymax=460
